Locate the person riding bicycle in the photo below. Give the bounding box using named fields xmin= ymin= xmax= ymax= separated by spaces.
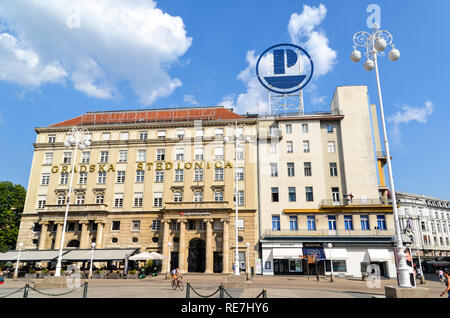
xmin=171 ymin=267 xmax=182 ymax=286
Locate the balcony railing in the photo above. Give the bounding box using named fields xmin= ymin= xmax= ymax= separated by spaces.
xmin=262 ymin=229 xmax=395 ymax=237
xmin=320 ymin=198 xmax=390 ymax=207
xmin=164 ymin=201 xmax=230 ymax=210
xmin=43 ymin=204 xmax=108 ymax=213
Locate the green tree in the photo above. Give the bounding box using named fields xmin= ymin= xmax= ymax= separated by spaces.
xmin=0 ymin=181 xmax=26 ymax=252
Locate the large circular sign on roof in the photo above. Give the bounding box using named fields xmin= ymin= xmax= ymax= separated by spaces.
xmin=256 ymin=43 xmax=314 ymax=95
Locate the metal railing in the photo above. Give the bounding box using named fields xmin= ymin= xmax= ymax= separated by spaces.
xmin=44 ymin=204 xmax=108 ymax=212
xmin=185 ymin=282 xmax=266 ymax=299
xmin=164 ymin=201 xmax=230 ymax=210
xmin=319 ymin=199 xmax=390 ymax=207
xmin=0 ymin=282 xmax=88 ymax=298
xmin=262 ymin=229 xmax=395 ymax=237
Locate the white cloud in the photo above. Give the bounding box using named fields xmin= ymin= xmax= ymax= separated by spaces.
xmin=0 ymin=0 xmax=192 ymax=105
xmin=183 ymin=94 xmax=198 ymax=105
xmin=388 ymin=100 xmax=434 ymax=143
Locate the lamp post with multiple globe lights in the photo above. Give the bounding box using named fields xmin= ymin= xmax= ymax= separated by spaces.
xmin=54 ymin=126 xmax=91 ymax=277
xmin=88 ymin=242 xmax=96 ymax=279
xmin=13 ymin=242 xmax=23 ymax=278
xmin=350 ymin=23 xmax=411 ymax=287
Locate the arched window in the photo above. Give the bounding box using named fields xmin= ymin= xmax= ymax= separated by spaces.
xmin=66 ymin=240 xmax=80 ymax=248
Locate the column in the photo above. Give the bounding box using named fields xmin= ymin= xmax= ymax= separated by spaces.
xmin=38 ymin=221 xmax=49 ymax=250
xmin=95 ymin=222 xmax=104 ymax=248
xmin=178 ymin=220 xmax=187 ymax=273
xmin=205 ymin=218 xmax=213 ymax=273
xmin=221 ymin=218 xmax=230 ymax=274
xmin=54 ymin=221 xmax=63 ymax=250
xmin=161 ymin=220 xmax=170 ymax=274
xmin=79 ymin=221 xmax=89 ymax=249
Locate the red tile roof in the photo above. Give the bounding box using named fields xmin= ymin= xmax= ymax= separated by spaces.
xmin=49 ymin=106 xmax=243 ymax=127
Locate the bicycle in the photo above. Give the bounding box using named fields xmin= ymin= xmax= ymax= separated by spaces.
xmin=171 ymin=278 xmax=184 ymax=291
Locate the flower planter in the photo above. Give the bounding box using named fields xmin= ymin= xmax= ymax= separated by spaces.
xmin=25 ymin=273 xmax=37 ymax=278
xmin=126 ymin=274 xmax=138 ymax=279
xmin=92 ymin=273 xmax=106 ymax=279
xmin=108 ymin=273 xmax=121 ymax=279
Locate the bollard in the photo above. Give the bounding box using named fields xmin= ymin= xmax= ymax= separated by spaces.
xmin=220 ymin=284 xmax=224 ymax=298
xmin=23 ymin=284 xmax=29 ymax=298
xmin=262 ymin=289 xmax=267 ymax=298
xmin=185 ymin=282 xmax=191 ymax=298
xmin=83 ymin=282 xmax=89 ymax=298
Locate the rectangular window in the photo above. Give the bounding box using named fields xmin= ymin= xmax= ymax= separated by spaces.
xmin=328 ymin=216 xmax=337 ymax=230
xmin=326 ymin=124 xmax=334 ymax=133
xmin=118 ymin=150 xmax=128 ymax=162
xmin=112 ymin=221 xmax=121 ymax=231
xmin=95 ymin=194 xmax=104 ymax=204
xmin=332 ymin=187 xmax=340 ymax=203
xmin=236 ymin=147 xmax=244 ymax=160
xmin=114 ymin=194 xmax=123 ymax=208
xmin=136 ymin=170 xmax=145 ymax=183
xmin=238 ymin=190 xmax=244 ymax=206
xmin=195 ymin=147 xmax=204 ymax=161
xmin=153 ymin=192 xmax=163 ymax=207
xmin=37 ymin=195 xmax=46 ymax=209
xmin=289 ymin=216 xmax=298 ymax=231
xmin=102 ymin=132 xmax=110 ymax=141
xmin=157 ymin=130 xmax=166 ymax=139
xmin=174 ymin=169 xmax=184 ymax=182
xmin=139 ymin=131 xmax=147 ymax=140
xmin=215 ymin=128 xmax=224 ymax=137
xmin=193 ymin=169 xmax=203 ymax=182
xmin=285 ymin=124 xmax=292 ymax=134
xmin=307 ymin=216 xmax=316 ymax=231
xmin=41 ymin=173 xmax=50 ymax=185
xmin=199 ymin=221 xmax=206 ymax=231
xmin=44 ymin=152 xmax=53 ymax=164
xmin=171 ymin=220 xmax=180 ymax=231
xmin=194 ymin=191 xmax=203 ymax=202
xmin=175 ymin=148 xmax=184 ymax=161
xmin=156 ymin=149 xmax=165 ymax=161
xmin=120 ymin=132 xmax=128 ymax=140
xmin=330 ymin=163 xmax=338 ymax=177
xmin=270 ymin=163 xmax=278 ymax=177
xmin=155 ymin=170 xmax=164 ymax=183
xmin=173 ymin=192 xmax=183 ymax=202
xmin=214 ymin=168 xmax=224 ymax=181
xmin=377 ymin=215 xmax=387 ymax=230
xmin=271 ymin=187 xmax=279 ymax=202
xmin=236 ymin=167 xmax=244 ymax=181
xmin=76 ymin=194 xmax=84 ymax=205
xmin=134 ymin=193 xmax=143 ymax=207
xmin=188 ymin=220 xmax=196 ymax=230
xmin=237 ymin=219 xmax=244 ymax=230
xmin=305 ymin=187 xmax=314 ymax=202
xmin=48 ymin=135 xmax=56 ymax=143
xmin=57 ymin=195 xmax=66 ymax=205
xmin=63 ymin=152 xmax=72 ymax=164
xmin=81 ymin=151 xmax=90 ymax=163
xmin=60 ymin=172 xmax=69 ymax=185
xmin=100 ymin=151 xmax=109 ymax=163
xmin=215 ymin=147 xmax=224 ymax=160
xmin=116 ymin=171 xmax=126 ymax=183
xmin=272 ymin=215 xmax=280 ymax=231
xmin=302 ymin=123 xmax=309 ymax=133
xmin=288 ymin=187 xmax=296 ymax=202
xmin=137 ymin=149 xmax=147 ymax=162
xmin=287 ymin=162 xmax=295 ymax=177
xmin=176 ymin=129 xmax=185 ymax=139
xmin=66 ymin=222 xmax=75 ymax=232
xmin=344 ymin=215 xmax=354 ymax=231
xmin=98 ymin=172 xmax=106 ymax=184
xmin=328 ymin=141 xmax=336 ymax=153
xmin=286 ymin=141 xmax=293 ymax=153
xmin=303 ymin=140 xmax=310 ymax=153
xmin=131 ymin=220 xmax=140 ymax=231
xmin=270 ymin=141 xmax=278 ymax=154
xmin=151 ymin=220 xmax=161 ymax=231
xmin=361 ymin=215 xmax=370 ymax=230
xmin=304 ymin=162 xmax=312 ymax=176
xmin=79 ymin=172 xmax=88 ymax=184
xmin=214 ymin=191 xmax=223 ymax=202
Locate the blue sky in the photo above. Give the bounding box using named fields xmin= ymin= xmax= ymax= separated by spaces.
xmin=0 ymin=0 xmax=449 ymax=200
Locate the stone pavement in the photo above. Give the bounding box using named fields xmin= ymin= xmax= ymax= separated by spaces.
xmin=0 ymin=274 xmax=446 ymax=298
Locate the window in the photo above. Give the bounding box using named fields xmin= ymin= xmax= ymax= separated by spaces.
xmin=271 ymin=187 xmax=279 ymax=202
xmin=327 ymin=141 xmax=336 ymax=153
xmin=174 ymin=192 xmax=183 ymax=202
xmin=171 ymin=220 xmax=180 ymax=231
xmin=155 ymin=170 xmax=164 ymax=182
xmin=290 ymin=216 xmax=298 ymax=230
xmin=215 ymin=168 xmax=224 ymax=181
xmin=237 ymin=219 xmax=244 ymax=230
xmin=134 ymin=193 xmax=143 ymax=207
xmin=175 ymin=148 xmax=184 ymax=161
xmin=48 ymin=134 xmax=56 ymax=143
xmin=214 ymin=191 xmax=223 ymax=202
xmin=139 ymin=131 xmax=148 ymax=140
xmin=114 ymin=194 xmax=123 ymax=208
xmin=377 ymin=215 xmax=387 ymax=230
xmin=41 ymin=173 xmax=50 ymax=185
xmin=330 ymin=163 xmax=338 ymax=176
xmin=81 ymin=151 xmax=90 ymax=163
xmin=199 ymin=221 xmax=206 ymax=231
xmin=287 ymin=163 xmax=295 ymax=177
xmin=102 ymin=132 xmax=110 ymax=141
xmin=157 ymin=130 xmax=166 ymax=139
xmin=326 ymin=124 xmax=334 ymax=133
xmin=332 ymin=187 xmax=340 ymax=203
xmin=44 ymin=152 xmax=53 ymax=164
xmin=151 ymin=220 xmax=161 ymax=231
xmin=188 ymin=220 xmax=196 ymax=230
xmin=215 ymin=128 xmax=224 ymax=137
xmin=195 ymin=129 xmax=204 ymax=138
xmin=288 ymin=187 xmax=296 ymax=202
xmin=270 ymin=141 xmax=278 ymax=154
xmin=57 ymin=195 xmax=66 ymax=205
xmin=156 ymin=149 xmax=165 ymax=161
xmin=302 ymin=124 xmax=309 ymax=133
xmin=194 ymin=169 xmax=203 ymax=182
xmin=66 ymin=222 xmax=75 ymax=232
xmin=136 ymin=170 xmax=145 ymax=183
xmin=305 ymin=187 xmax=314 ymax=202
xmin=307 ymin=216 xmax=316 ymax=231
xmin=236 ymin=147 xmax=244 ymax=160
xmin=153 ymin=192 xmax=163 ymax=207
xmin=236 ymin=167 xmax=244 ymax=181
xmin=112 ymin=221 xmax=121 ymax=231
xmin=131 ymin=220 xmax=140 ymax=231
xmin=100 ymin=151 xmax=109 ymax=163
xmin=328 ymin=216 xmax=337 ymax=230
xmin=215 ymin=147 xmax=224 ymax=160
xmin=37 ymin=195 xmax=46 ymax=209
xmin=137 ymin=149 xmax=146 ymax=162
xmin=63 ymin=152 xmax=72 ymax=164
xmin=174 ymin=169 xmax=184 ymax=182
xmin=344 ymin=215 xmax=353 ymax=230
xmin=237 ymin=190 xmax=244 ymax=206
xmin=98 ymin=172 xmax=106 ymax=184
xmin=60 ymin=172 xmax=69 ymax=185
xmin=118 ymin=150 xmax=128 ymax=162
xmin=95 ymin=194 xmax=104 ymax=204
xmin=176 ymin=129 xmax=185 ymax=139
xmin=79 ymin=172 xmax=88 ymax=184
xmin=76 ymin=194 xmax=85 ymax=205
xmin=303 ymin=140 xmax=310 ymax=153
xmin=285 ymin=124 xmax=292 ymax=134
xmin=270 ymin=163 xmax=278 ymax=177
xmin=286 ymin=141 xmax=293 ymax=153
xmin=361 ymin=215 xmax=370 ymax=230
xmin=195 ymin=147 xmax=204 ymax=161
xmin=116 ymin=171 xmax=126 ymax=183
xmin=304 ymin=162 xmax=311 ymax=176
xmin=120 ymin=132 xmax=129 ymax=140
xmin=272 ymin=215 xmax=280 ymax=231
xmin=194 ymin=191 xmax=203 ymax=202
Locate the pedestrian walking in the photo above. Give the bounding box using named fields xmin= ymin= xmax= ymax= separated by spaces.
xmin=438 ymin=269 xmax=444 ymax=283
xmin=440 ymin=270 xmax=450 ymax=298
xmin=0 ymin=268 xmax=4 ymax=285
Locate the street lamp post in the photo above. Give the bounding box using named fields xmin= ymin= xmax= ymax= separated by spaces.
xmin=327 ymin=243 xmax=334 ymax=283
xmin=224 ymin=122 xmax=251 ymax=276
xmin=89 ymin=242 xmax=96 ymax=279
xmin=13 ymin=242 xmax=23 ymax=279
xmin=55 ymin=126 xmax=91 ymax=277
xmin=350 ymin=23 xmax=410 ymax=287
xmin=245 ymin=242 xmax=250 ymax=280
xmin=166 ymin=241 xmax=172 ymax=279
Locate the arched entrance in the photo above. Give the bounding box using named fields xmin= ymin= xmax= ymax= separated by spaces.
xmin=188 ymin=238 xmax=205 ymax=272
xmin=66 ymin=240 xmax=80 ymax=248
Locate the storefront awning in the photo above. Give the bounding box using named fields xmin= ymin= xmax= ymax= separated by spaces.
xmin=368 ymin=249 xmax=392 ymax=262
xmin=0 ymin=251 xmax=19 ymax=261
xmin=273 ymin=248 xmax=303 ymax=259
xmin=0 ymin=250 xmax=63 ymax=262
xmin=61 ymin=248 xmax=138 ymax=261
xmin=324 ymin=248 xmax=349 ymax=260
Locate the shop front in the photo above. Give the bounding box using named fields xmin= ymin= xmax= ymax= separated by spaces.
xmin=261 ymin=242 xmax=303 ymax=275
